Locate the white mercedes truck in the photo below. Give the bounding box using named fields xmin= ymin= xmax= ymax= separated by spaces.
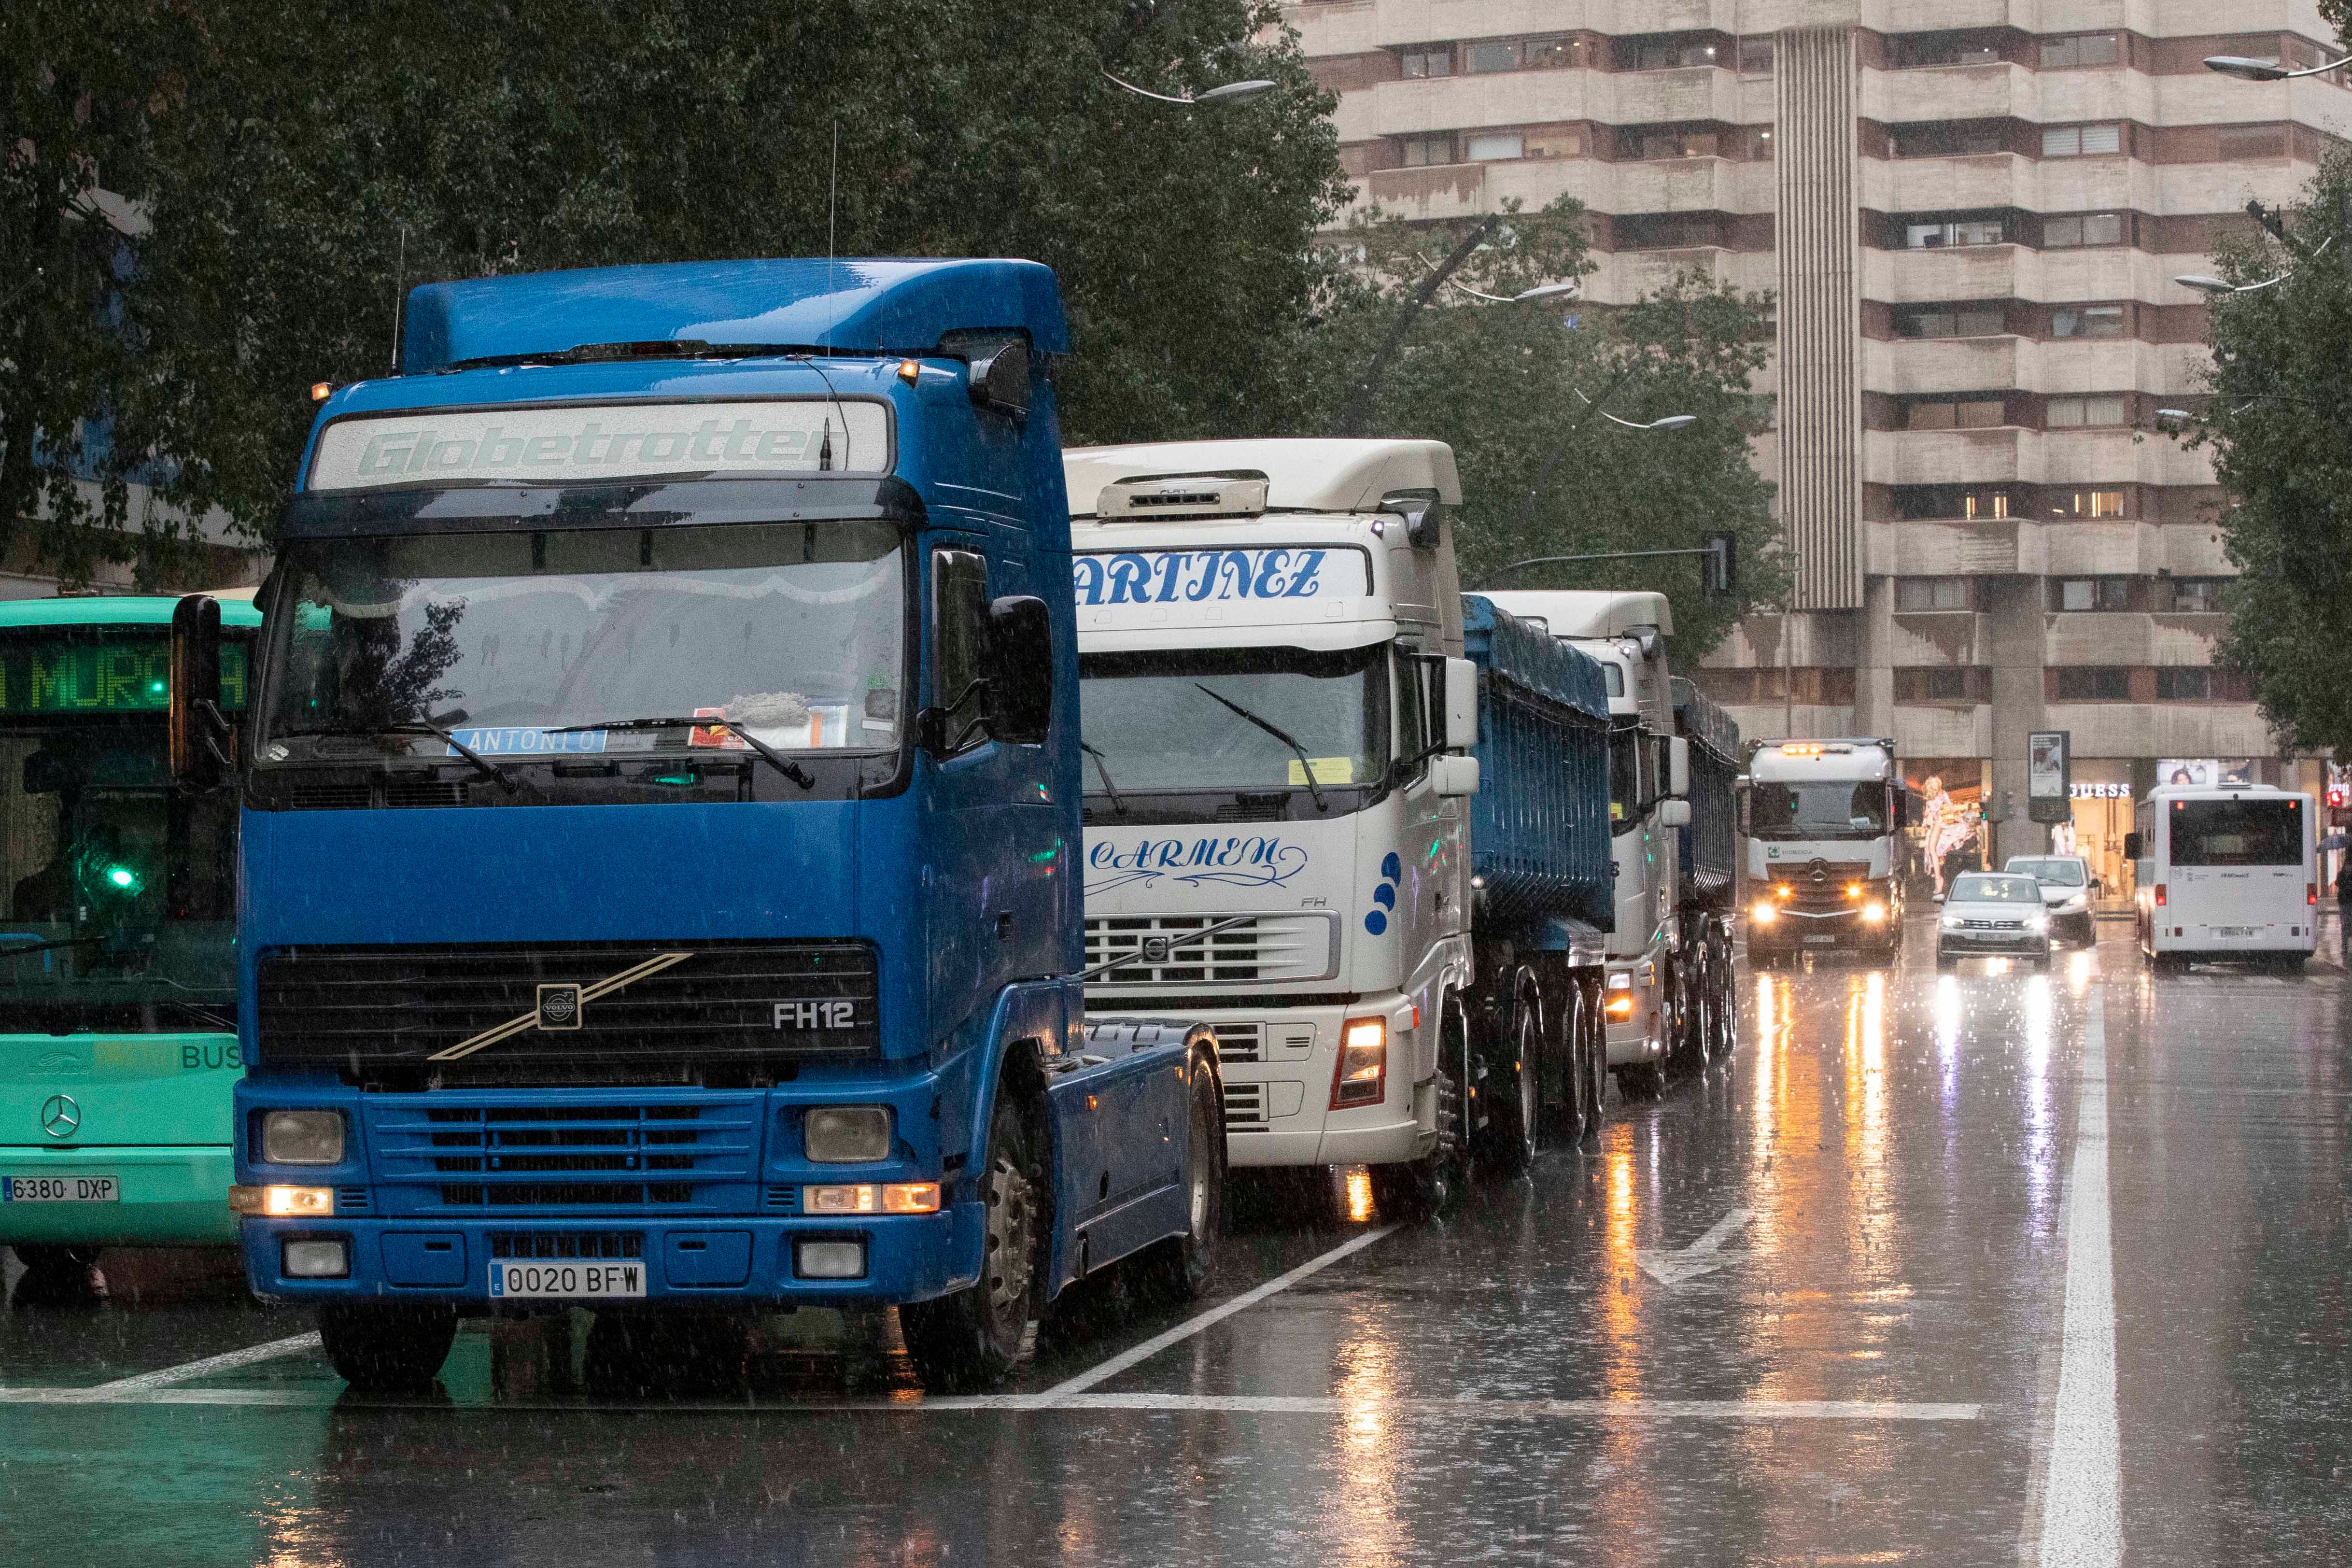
xmin=1741 ymin=737 xmax=1908 ymax=965
xmin=1064 ymin=440 xmax=1483 ymax=1197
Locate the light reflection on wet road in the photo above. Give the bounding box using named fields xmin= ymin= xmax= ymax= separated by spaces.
xmin=5 ymin=920 xmax=2348 ymax=1564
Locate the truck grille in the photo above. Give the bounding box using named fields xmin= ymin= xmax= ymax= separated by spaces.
xmin=1211 ymin=1023 xmax=1262 ymax=1064
xmin=1222 ymin=1081 xmax=1268 ymax=1131
xmin=366 ymin=1096 xmax=761 ymax=1214
xmin=257 ymin=938 xmax=878 ymax=1080
xmin=489 ymin=1231 xmax=643 ymax=1260
xmin=1083 ymin=915 xmax=1337 ymax=986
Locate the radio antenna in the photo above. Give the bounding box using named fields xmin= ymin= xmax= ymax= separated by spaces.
xmin=387 ymin=225 xmax=408 ymax=374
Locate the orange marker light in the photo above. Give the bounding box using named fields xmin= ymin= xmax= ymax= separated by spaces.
xmin=309 ymin=381 xmax=334 ymax=402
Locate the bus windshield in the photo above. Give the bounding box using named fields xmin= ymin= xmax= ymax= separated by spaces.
xmin=0 ymin=630 xmax=242 ymax=1032
xmin=259 ymin=521 xmax=907 ymax=761
xmin=1750 ymin=779 xmax=1887 ymax=840
xmin=2169 ymin=798 xmax=2304 ymax=867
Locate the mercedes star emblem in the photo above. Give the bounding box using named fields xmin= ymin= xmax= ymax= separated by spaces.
xmin=40 ymin=1093 xmax=81 ymax=1139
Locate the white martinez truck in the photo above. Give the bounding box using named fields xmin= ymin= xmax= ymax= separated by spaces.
xmin=1741 ymin=737 xmax=1908 ymax=965
xmin=1065 ymin=440 xmax=1620 ymax=1211
xmin=1479 ymin=592 xmax=1741 ymax=1095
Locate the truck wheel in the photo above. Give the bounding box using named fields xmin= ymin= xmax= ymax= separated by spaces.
xmin=1479 ymin=995 xmax=1539 ymax=1175
xmin=9 ymin=1244 xmax=108 ymax=1303
xmin=318 ymin=1301 xmax=458 ymax=1393
xmin=1576 ymin=977 xmax=1609 ymax=1142
xmin=1139 ymin=1057 xmax=1225 ymax=1301
xmin=900 ymin=1091 xmax=1040 ymax=1392
xmin=1540 ymin=983 xmax=1584 ymax=1144
xmin=1708 ymin=934 xmax=1739 ymax=1064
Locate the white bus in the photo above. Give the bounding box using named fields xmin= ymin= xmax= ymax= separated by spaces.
xmin=2130 ymin=784 xmax=2317 ymax=973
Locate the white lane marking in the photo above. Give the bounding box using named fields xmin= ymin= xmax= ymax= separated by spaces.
xmin=2038 ymin=988 xmax=2121 ymax=1568
xmin=1027 ymin=1223 xmax=1399 ymax=1406
xmin=36 ymin=1331 xmax=325 ymax=1402
xmin=0 ymin=1385 xmax=1981 ymax=1419
xmin=1636 ymin=1207 xmax=1754 ymax=1285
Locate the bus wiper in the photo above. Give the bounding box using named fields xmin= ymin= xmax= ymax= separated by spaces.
xmin=1191 ymin=684 xmax=1329 ymax=812
xmin=1078 ymin=742 xmax=1127 ymax=816
xmin=280 ymin=723 xmax=521 ymax=794
xmin=542 ymin=718 xmax=816 ymax=791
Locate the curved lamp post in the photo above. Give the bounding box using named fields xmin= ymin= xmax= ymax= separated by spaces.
xmin=1447 ymin=279 xmax=1583 ymax=305
xmin=1101 ymin=70 xmax=1276 ymax=106
xmin=2205 ymin=53 xmax=2347 ymax=82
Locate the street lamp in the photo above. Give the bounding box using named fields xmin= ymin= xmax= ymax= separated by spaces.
xmin=1448 ymin=279 xmax=1583 ymax=305
xmin=2204 ymin=53 xmax=2347 ymax=82
xmin=1575 ymin=388 xmax=1696 ymax=431
xmin=1101 ymin=70 xmax=1276 ymax=106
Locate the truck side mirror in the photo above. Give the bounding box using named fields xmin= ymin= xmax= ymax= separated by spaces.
xmin=1443 ymin=657 xmax=1477 ymax=750
xmin=169 ymin=594 xmax=231 ymax=788
xmin=983 ymin=595 xmax=1053 ymax=744
xmin=2123 ymin=832 xmax=2142 ymax=861
xmin=1656 ymin=798 xmax=1692 ymax=828
xmin=968 ymin=340 xmax=1031 ymax=418
xmin=1668 ymin=736 xmax=1690 ymax=800
xmin=1428 ymin=754 xmax=1479 ymax=798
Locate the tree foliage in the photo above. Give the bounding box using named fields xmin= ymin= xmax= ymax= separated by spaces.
xmin=1289 ymin=198 xmax=1786 ymax=658
xmin=2180 ymin=146 xmax=2352 ymax=753
xmin=7 ymin=0 xmax=1347 ymax=575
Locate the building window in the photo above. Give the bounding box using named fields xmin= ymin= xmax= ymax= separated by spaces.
xmin=1620 ymin=35 xmax=1722 ymax=72
xmin=1963 ymin=489 xmax=2012 ymax=519
xmin=1738 ymin=39 xmax=1773 ymax=75
xmin=1466 ymin=41 xmax=1520 ymax=74
xmin=1900 ymin=307 xmax=2007 ymax=338
xmin=1465 ymin=132 xmax=1524 ymax=161
xmin=2156 ymin=667 xmax=2212 ymax=700
xmin=1401 ymin=47 xmax=1453 ymax=79
xmin=1906 ymin=217 xmax=2006 ymax=248
xmin=2045 ymin=213 xmax=2126 ymax=249
xmin=2042 ymin=124 xmax=2122 ymax=157
xmin=1894 ymin=666 xmax=1988 ymax=702
xmin=1894 ymin=33 xmax=2004 ymax=70
xmin=2056 ymin=667 xmax=2131 ymax=701
xmin=2056 ymin=489 xmax=2127 ymax=519
xmin=1398 ymin=135 xmax=1455 ymax=167
xmin=2053 ymin=305 xmax=2126 ymax=338
xmin=1896 ymin=577 xmax=1972 ymax=610
xmin=2040 ymin=34 xmax=2121 ymax=69
xmin=1637 ymin=125 xmax=1721 ymax=159
xmin=1524 ymin=126 xmax=1585 ymax=158
xmin=1905 ymin=398 xmax=2006 ymax=429
xmin=2048 ymin=395 xmax=2128 ymax=427
xmin=2218 ymin=125 xmax=2287 ymax=160
xmin=2159 ymin=577 xmax=2226 ymax=613
xmin=2056 ymin=577 xmax=2131 ymax=611
xmin=1894 ymin=121 xmax=2007 ymax=158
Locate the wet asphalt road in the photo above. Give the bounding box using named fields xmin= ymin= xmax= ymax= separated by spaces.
xmin=5 ymin=916 xmax=2348 ymax=1566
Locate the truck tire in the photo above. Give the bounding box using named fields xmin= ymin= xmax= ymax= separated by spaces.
xmin=1479 ymin=991 xmax=1539 ymax=1174
xmin=1539 ymin=982 xmax=1584 ymax=1144
xmin=1707 ymin=929 xmax=1739 ymax=1065
xmin=1138 ymin=1055 xmax=1225 ymax=1301
xmin=900 ymin=1091 xmax=1041 ymax=1392
xmin=1369 ymin=995 xmax=1469 ymax=1218
xmin=318 ymin=1301 xmax=458 ymax=1393
xmin=1575 ymin=975 xmax=1609 ymax=1142
xmin=9 ymin=1244 xmax=108 ymax=1303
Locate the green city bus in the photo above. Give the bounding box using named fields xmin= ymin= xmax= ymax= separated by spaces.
xmin=0 ymin=594 xmax=260 ymax=1295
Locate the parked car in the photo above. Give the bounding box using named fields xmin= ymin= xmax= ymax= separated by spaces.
xmin=1935 ymin=873 xmax=2054 ymax=971
xmin=2002 ymin=854 xmax=2098 ymax=947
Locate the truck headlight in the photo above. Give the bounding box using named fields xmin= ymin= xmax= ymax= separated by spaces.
xmin=1750 ymin=901 xmax=1777 ymax=925
xmin=281 ymin=1237 xmax=350 ymax=1278
xmin=803 ymin=1183 xmax=939 ymax=1215
xmin=261 ymin=1110 xmax=345 ymax=1166
xmin=804 ymin=1105 xmax=893 ymax=1163
xmin=1861 ymin=902 xmax=1887 ymax=924
xmin=1330 ymin=1017 xmax=1386 ymax=1109
xmin=231 ymin=1185 xmax=335 ymax=1217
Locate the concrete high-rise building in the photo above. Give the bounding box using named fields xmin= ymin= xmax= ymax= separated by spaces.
xmin=1288 ymin=0 xmax=2346 ymax=889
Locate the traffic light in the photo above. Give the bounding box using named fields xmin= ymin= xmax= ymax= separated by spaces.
xmin=1703 ymin=531 xmax=1738 ymax=598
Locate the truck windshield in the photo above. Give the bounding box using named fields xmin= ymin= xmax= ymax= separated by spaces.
xmin=1078 ymin=645 xmax=1387 ymax=798
xmin=2169 ymin=798 xmax=2303 ymax=867
xmin=1751 ymin=779 xmax=1887 ymax=840
xmin=259 ymin=521 xmax=906 ymax=758
xmin=0 ymin=629 xmax=241 ymax=1031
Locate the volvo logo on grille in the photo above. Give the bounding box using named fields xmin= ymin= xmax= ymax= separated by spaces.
xmin=427 ymin=952 xmax=694 ymax=1061
xmin=40 ymin=1093 xmax=80 ymax=1138
xmin=536 ymin=984 xmax=583 ymax=1031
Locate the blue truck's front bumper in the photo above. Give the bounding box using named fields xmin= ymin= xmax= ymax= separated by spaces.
xmin=239 ymin=1202 xmax=983 ymax=1306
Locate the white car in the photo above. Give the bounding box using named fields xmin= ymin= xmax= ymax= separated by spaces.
xmin=1936 ymin=873 xmax=2054 ymax=971
xmin=2002 ymin=854 xmax=2098 ymax=947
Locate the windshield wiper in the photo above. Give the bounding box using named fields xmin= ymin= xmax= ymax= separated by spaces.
xmin=1079 ymin=742 xmax=1127 ymax=816
xmin=1191 ymin=684 xmax=1329 ymax=812
xmin=278 ymin=722 xmax=520 ymax=794
xmin=541 ymin=718 xmax=816 ymax=791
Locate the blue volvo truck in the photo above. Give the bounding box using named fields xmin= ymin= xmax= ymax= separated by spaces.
xmin=1456 ymin=594 xmax=1617 ymax=1177
xmin=176 ymin=258 xmax=1221 ymax=1392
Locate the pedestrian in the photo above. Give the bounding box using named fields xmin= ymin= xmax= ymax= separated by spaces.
xmin=2334 ymin=850 xmax=2352 ymax=961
